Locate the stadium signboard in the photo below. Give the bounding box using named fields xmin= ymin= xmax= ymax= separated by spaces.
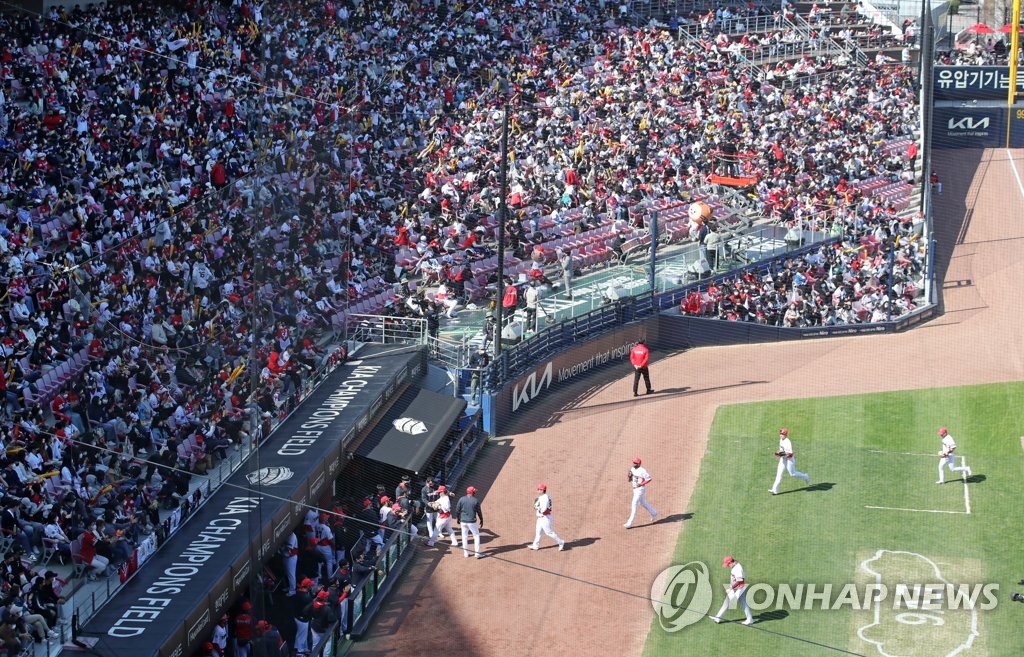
xmin=934 ymin=66 xmax=1024 ymax=101
xmin=932 ymin=103 xmax=1007 ymax=149
xmin=496 ymin=323 xmax=650 ymax=421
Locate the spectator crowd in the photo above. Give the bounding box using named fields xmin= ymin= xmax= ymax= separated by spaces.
xmin=0 ymin=0 xmax=922 ymax=652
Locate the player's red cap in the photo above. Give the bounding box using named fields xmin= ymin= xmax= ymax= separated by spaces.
xmin=381 ymin=496 xmax=390 ymax=504
xmin=391 ymin=503 xmax=401 ymax=511
xmin=299 ymin=578 xmax=314 ymax=589
xmin=723 ymin=556 xmax=736 ymax=567
xmin=536 ymin=484 xmax=547 ymax=491
xmin=436 ymin=486 xmax=447 ymax=493
xmin=938 ymin=427 xmax=947 ymax=436
xmin=779 ymin=427 xmax=789 ymax=436
xmin=241 ymin=601 xmax=252 ymax=611
xmin=632 ymin=457 xmax=642 ymax=465
xmin=467 ymin=486 xmax=477 ymax=494
xmin=317 ymin=591 xmax=330 ymax=600
xmin=319 ymin=512 xmax=329 ymax=521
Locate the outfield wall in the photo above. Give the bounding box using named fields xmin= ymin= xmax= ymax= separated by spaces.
xmin=488 ymin=302 xmax=937 ymax=434
xmin=493 ymin=321 xmax=655 ymax=426
xmin=655 ymin=304 xmax=938 ymax=350
xmin=932 ymin=66 xmax=1024 ymax=148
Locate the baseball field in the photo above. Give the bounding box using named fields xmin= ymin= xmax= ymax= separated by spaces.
xmin=644 ymin=382 xmax=1024 ymax=657
xmin=348 ymin=151 xmax=1024 ymax=657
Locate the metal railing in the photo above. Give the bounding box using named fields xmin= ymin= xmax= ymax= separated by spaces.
xmin=674 ymin=25 xmax=765 ymax=79
xmin=345 ymin=314 xmax=426 ymax=344
xmin=345 ymin=519 xmax=414 ymax=635
xmin=441 ymin=413 xmax=485 ymax=481
xmin=676 ymin=13 xmax=787 ymax=37
xmin=428 ymin=333 xmax=476 ymax=369
xmin=789 ymin=12 xmax=871 ymax=67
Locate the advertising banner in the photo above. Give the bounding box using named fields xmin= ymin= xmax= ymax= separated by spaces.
xmin=934 ymin=66 xmax=1024 ymax=100
xmin=932 ymin=104 xmax=1006 ymax=149
xmin=495 ymin=323 xmax=650 ymax=425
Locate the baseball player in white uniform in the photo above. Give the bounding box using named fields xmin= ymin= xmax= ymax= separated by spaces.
xmin=282 ymin=531 xmax=298 ymax=596
xmin=624 ymin=457 xmax=658 ymax=528
xmin=710 ymin=556 xmax=755 ymax=625
xmin=770 ymin=427 xmax=810 ymax=495
xmin=937 ymin=426 xmax=971 ymax=484
xmin=313 ymin=515 xmax=336 ymax=577
xmin=429 ymin=486 xmax=459 ymax=547
xmin=529 ymin=484 xmax=565 ymax=551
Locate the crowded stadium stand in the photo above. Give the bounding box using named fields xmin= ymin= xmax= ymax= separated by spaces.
xmin=0 ymin=0 xmax=937 ymax=654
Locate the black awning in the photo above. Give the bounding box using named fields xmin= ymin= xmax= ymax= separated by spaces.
xmin=355 ymin=387 xmax=466 ymax=473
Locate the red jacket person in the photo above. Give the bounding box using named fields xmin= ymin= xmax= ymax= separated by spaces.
xmin=629 ymin=340 xmax=653 ymax=397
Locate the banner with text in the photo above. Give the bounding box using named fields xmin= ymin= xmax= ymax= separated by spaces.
xmin=934 ymin=66 xmax=1024 ymax=101
xmin=932 ymin=104 xmax=1007 ymax=149
xmin=495 ymin=323 xmax=650 ymax=429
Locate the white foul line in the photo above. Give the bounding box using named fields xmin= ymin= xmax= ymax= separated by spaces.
xmin=1007 ymin=149 xmax=1024 ymax=202
xmin=864 ymin=505 xmax=969 ymax=515
xmin=962 ymin=456 xmax=971 ymax=515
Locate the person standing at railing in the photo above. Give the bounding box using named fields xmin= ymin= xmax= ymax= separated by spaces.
xmin=557 ymin=248 xmax=574 ymax=299
xmin=524 ymin=280 xmax=540 ymax=333
xmin=501 ymin=279 xmax=519 ymax=326
xmin=482 ymin=312 xmax=497 ymax=351
xmin=468 ymin=349 xmax=489 ymax=405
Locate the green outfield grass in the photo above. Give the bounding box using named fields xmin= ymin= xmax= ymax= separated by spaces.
xmin=644 ymin=382 xmax=1024 ymax=657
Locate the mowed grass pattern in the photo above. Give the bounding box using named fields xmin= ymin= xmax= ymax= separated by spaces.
xmin=643 ymin=382 xmax=1024 ymax=657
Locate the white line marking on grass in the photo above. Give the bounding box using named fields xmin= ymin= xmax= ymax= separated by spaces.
xmin=1007 ymin=149 xmax=1024 ymax=202
xmin=864 ymin=506 xmax=969 ymax=515
xmin=961 ymin=457 xmax=971 ymax=515
xmin=858 ymin=550 xmax=979 ymax=657
xmin=867 ymin=449 xmax=937 ymax=458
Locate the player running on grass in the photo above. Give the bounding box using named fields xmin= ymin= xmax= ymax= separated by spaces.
xmin=770 ymin=427 xmax=810 ymax=495
xmin=937 ymin=426 xmax=972 ymax=484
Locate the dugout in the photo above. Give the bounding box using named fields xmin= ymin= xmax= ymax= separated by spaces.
xmin=77 ymin=346 xmax=426 ymax=657
xmin=338 ymin=386 xmax=477 ymax=505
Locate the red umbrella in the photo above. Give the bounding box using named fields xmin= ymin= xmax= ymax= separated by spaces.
xmin=998 ymin=24 xmax=1024 ymax=33
xmin=965 ymin=23 xmax=995 ymax=34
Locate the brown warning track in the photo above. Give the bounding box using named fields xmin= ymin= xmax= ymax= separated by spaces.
xmin=347 ymin=148 xmax=1024 ymax=657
